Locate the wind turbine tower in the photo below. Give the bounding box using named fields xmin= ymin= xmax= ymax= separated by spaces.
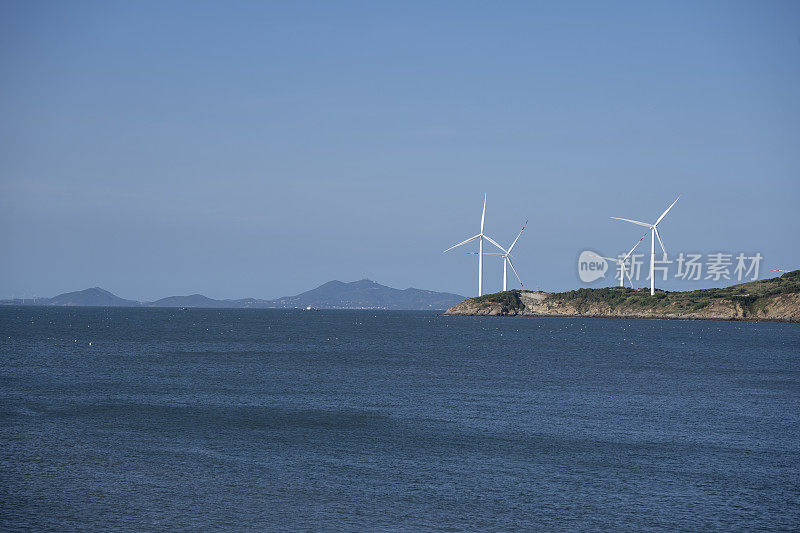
xmin=611 ymin=196 xmax=680 ymax=296
xmin=471 ymin=221 xmax=527 ymax=291
xmin=443 ymin=194 xmax=504 ymax=296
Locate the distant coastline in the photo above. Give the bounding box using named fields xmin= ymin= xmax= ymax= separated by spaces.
xmin=443 ymin=271 xmax=800 ymax=323
xmin=0 ymin=279 xmax=465 ymax=311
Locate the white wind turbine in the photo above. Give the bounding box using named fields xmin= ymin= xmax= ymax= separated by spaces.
xmin=443 ymin=194 xmax=505 ymax=296
xmin=589 ymin=236 xmax=645 ymax=288
xmin=469 ymin=221 xmax=527 ymax=291
xmin=611 ymin=196 xmax=680 ymax=296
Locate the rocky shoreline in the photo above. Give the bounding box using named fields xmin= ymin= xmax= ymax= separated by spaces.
xmin=443 ymin=272 xmax=800 ymax=323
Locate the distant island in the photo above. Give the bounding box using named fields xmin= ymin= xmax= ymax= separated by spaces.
xmin=1 ymin=279 xmax=465 ymax=311
xmin=444 ymin=271 xmax=800 ymax=322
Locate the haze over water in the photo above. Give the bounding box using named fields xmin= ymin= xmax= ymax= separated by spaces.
xmin=2 ymin=307 xmax=798 ymax=530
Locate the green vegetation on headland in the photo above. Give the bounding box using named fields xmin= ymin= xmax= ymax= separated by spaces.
xmin=444 ymin=270 xmax=800 ymax=322
xmin=550 ymin=270 xmax=800 ymax=312
xmin=473 ymin=290 xmax=525 ymax=313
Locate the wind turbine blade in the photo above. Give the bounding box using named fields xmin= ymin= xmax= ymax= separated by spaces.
xmin=443 ymin=234 xmax=480 ymax=253
xmin=622 ymin=231 xmax=648 ymax=261
xmin=588 ymin=252 xmax=617 ymax=262
xmin=624 ymin=264 xmax=635 ymax=288
xmin=467 ymin=252 xmax=504 ymax=256
xmin=507 ymin=220 xmax=528 ymax=253
xmin=654 ymin=227 xmax=666 ymax=255
xmin=507 ymin=258 xmax=524 ymax=288
xmin=610 ymin=217 xmax=652 ymax=228
xmin=480 ymin=194 xmax=486 ymax=233
xmin=654 ymin=195 xmax=680 ymax=226
xmin=483 ymin=234 xmax=507 ymax=253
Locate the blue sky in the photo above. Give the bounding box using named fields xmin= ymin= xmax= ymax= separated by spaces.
xmin=1 ymin=1 xmax=799 ymax=300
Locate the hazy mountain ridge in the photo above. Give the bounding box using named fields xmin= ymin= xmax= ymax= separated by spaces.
xmin=268 ymin=279 xmax=464 ymax=309
xmin=3 ymin=280 xmax=465 ymax=310
xmin=45 ymin=287 xmax=140 ymax=307
xmin=146 ymin=294 xmax=243 ymax=308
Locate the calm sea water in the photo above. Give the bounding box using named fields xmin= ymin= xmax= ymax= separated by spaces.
xmin=1 ymin=307 xmax=798 ymax=531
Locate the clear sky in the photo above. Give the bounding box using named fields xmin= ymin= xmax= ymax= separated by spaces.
xmin=1 ymin=1 xmax=799 ymax=300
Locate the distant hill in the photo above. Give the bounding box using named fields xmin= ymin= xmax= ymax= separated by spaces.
xmin=148 ymin=294 xmax=239 ymax=308
xmin=46 ymin=287 xmax=140 ymax=307
xmin=9 ymin=280 xmax=465 ymax=310
xmin=263 ymin=279 xmax=465 ymax=310
xmin=147 ymin=279 xmax=463 ymax=310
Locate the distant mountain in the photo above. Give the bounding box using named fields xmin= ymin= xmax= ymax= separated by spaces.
xmin=148 ymin=294 xmax=238 ymax=308
xmin=150 ymin=280 xmax=465 ymax=310
xmin=4 ymin=280 xmax=465 ymax=310
xmin=263 ymin=279 xmax=465 ymax=310
xmin=47 ymin=287 xmax=140 ymax=307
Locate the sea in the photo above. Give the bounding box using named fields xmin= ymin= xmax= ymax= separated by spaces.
xmin=1 ymin=307 xmax=798 ymax=531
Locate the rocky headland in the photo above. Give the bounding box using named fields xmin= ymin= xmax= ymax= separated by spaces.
xmin=444 ymin=271 xmax=800 ymax=322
